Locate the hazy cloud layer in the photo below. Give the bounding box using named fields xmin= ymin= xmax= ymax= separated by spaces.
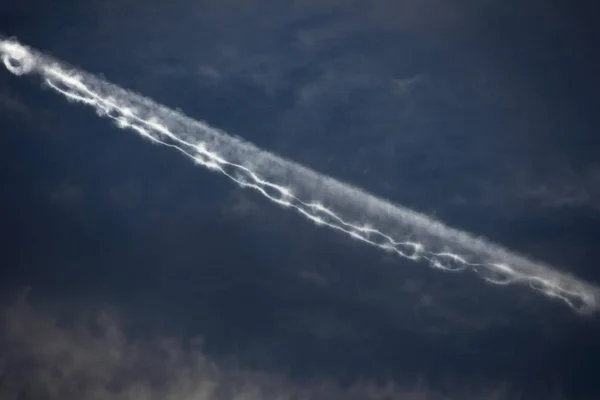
xmin=0 ymin=297 xmax=575 ymax=400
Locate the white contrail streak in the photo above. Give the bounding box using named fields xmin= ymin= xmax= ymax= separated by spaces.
xmin=2 ymin=37 xmax=599 ymax=314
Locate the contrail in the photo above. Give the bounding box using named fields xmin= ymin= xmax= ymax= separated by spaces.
xmin=2 ymin=37 xmax=598 ymax=314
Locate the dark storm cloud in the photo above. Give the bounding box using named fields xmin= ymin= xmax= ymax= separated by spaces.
xmin=0 ymin=297 xmax=574 ymax=400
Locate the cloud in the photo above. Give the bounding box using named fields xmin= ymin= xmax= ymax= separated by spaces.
xmin=49 ymin=182 xmax=85 ymax=209
xmin=0 ymin=295 xmax=578 ymax=400
xmin=0 ymin=84 xmax=63 ymax=141
xmin=16 ymin=0 xmax=598 ymax=216
xmin=0 ymin=90 xmax=33 ymax=118
xmin=522 ymin=166 xmax=600 ymax=211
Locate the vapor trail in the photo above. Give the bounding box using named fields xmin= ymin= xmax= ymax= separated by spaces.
xmin=2 ymin=37 xmax=598 ymax=314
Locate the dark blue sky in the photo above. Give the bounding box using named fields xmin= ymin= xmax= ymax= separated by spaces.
xmin=1 ymin=1 xmax=600 ymax=399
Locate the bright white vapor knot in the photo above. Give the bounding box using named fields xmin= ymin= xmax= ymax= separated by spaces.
xmin=0 ymin=40 xmax=36 ymax=76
